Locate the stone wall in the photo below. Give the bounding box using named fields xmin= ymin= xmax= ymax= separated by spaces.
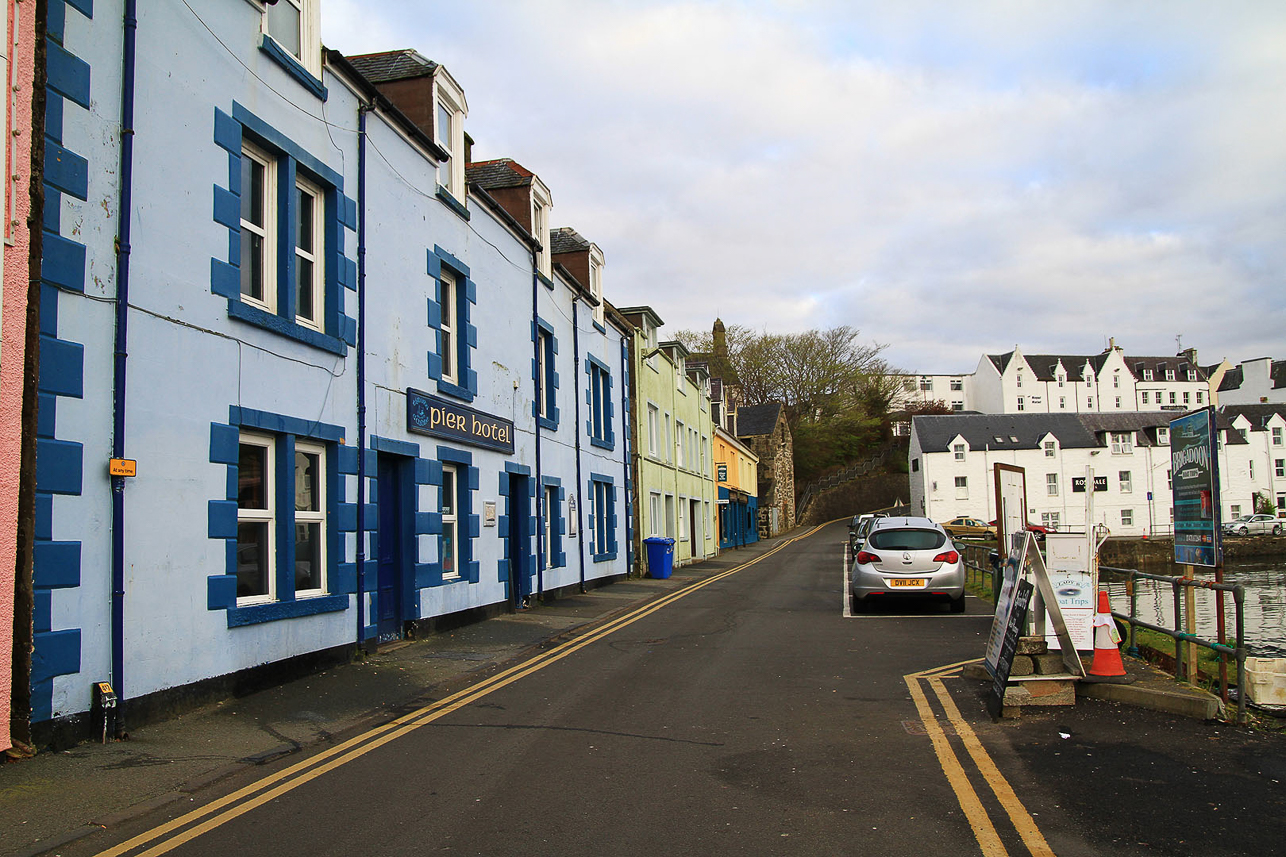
xmin=798 ymin=472 xmax=910 ymax=526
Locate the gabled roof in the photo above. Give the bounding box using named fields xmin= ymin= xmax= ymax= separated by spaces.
xmin=1021 ymin=354 xmax=1103 ymax=382
xmin=347 ymin=49 xmax=438 ymax=84
xmin=735 ymin=403 xmax=783 ymax=438
xmin=1221 ymin=403 xmax=1286 ymax=429
xmin=550 ymin=227 xmax=591 ymax=255
xmin=913 ymin=413 xmax=1098 ymax=453
xmin=1129 ymin=356 xmax=1206 ymax=380
xmin=466 ymin=158 xmax=533 ymax=191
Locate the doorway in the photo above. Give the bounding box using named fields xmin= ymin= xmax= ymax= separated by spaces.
xmin=376 ymin=454 xmax=411 ymax=643
xmin=508 ymin=474 xmax=531 ymax=607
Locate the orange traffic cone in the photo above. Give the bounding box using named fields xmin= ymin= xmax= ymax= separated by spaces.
xmin=1088 ymin=590 xmax=1127 ymax=678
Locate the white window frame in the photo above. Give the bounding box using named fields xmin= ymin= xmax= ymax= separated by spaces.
xmin=953 ymin=443 xmax=965 ymax=461
xmin=1121 ymin=509 xmax=1134 ymax=527
xmin=589 ymin=246 xmax=605 ymax=328
xmin=293 ymin=440 xmax=327 ymax=596
xmin=240 ymin=142 xmax=276 ymax=313
xmin=955 ymin=476 xmax=968 ymax=499
xmin=1141 ymin=391 xmax=1150 ymax=404
xmin=531 ymin=179 xmax=552 ymax=279
xmin=647 ymin=404 xmax=659 ymax=457
xmin=237 ymin=433 xmax=277 ymax=605
xmin=1044 ymin=441 xmax=1055 ymax=457
xmin=1143 ymin=369 xmax=1154 ymax=380
xmin=260 ymin=0 xmax=321 ymax=77
xmin=649 ymin=492 xmax=662 ymax=537
xmin=1275 ymin=459 xmax=1284 ymax=478
xmin=536 ymin=328 xmax=551 ymax=420
xmin=434 ymin=71 xmax=468 ymax=201
xmin=676 ymin=419 xmax=686 ymax=469
xmin=441 ymin=464 xmax=460 ymax=580
xmin=294 ymin=175 xmax=324 ymax=332
xmin=1119 ymin=471 xmax=1132 ymax=494
xmin=1110 ymin=432 xmax=1133 ymax=455
xmin=542 ymin=485 xmax=558 ymax=569
xmin=1157 ymin=427 xmax=1169 ymax=445
xmin=1274 ymin=427 xmax=1284 ymax=446
xmin=439 ymin=269 xmax=458 ymax=385
xmin=1046 ymin=473 xmax=1058 ymax=496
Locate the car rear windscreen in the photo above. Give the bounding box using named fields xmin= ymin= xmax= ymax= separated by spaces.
xmin=868 ymin=528 xmax=946 ymax=551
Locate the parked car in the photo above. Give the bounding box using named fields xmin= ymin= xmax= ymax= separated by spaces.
xmin=850 ymin=517 xmax=966 ymax=613
xmin=942 ymin=516 xmax=996 ymax=539
xmin=988 ymin=519 xmax=1050 ymax=543
xmin=1221 ymin=514 xmax=1282 ymax=536
xmin=848 ymin=513 xmax=885 ymax=552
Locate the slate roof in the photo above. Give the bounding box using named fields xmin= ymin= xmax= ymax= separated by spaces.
xmin=735 ymin=403 xmax=783 ymax=438
xmin=912 ymin=413 xmax=1098 ymax=453
xmin=346 ymin=50 xmax=437 ymax=84
xmin=986 ymin=350 xmax=1209 ymax=382
xmin=1274 ymin=361 xmax=1286 ymax=390
xmin=1218 ymin=366 xmax=1243 ymax=392
xmin=1221 ymin=403 xmax=1286 ymax=429
xmin=912 ymin=411 xmax=1248 ymax=452
xmin=550 ymin=227 xmax=590 ymax=254
xmin=465 ymin=159 xmax=533 ymax=191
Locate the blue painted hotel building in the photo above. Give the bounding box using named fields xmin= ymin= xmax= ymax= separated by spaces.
xmin=28 ymin=1 xmax=630 ymax=744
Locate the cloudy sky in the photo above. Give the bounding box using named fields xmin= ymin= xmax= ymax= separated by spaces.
xmin=322 ymin=1 xmax=1286 ymax=375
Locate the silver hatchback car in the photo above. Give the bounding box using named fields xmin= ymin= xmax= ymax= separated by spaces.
xmin=850 ymin=517 xmax=966 ymax=613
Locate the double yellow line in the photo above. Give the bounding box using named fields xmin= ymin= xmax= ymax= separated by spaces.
xmin=95 ymin=527 xmax=824 ymax=857
xmin=904 ymin=662 xmax=1055 ymax=857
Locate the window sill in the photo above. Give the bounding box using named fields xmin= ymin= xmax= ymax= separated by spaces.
xmin=590 ymin=437 xmax=614 ymax=451
xmin=592 ymin=551 xmax=618 ymax=563
xmin=436 ymin=186 xmax=470 ymax=221
xmin=229 ymin=300 xmax=346 ymax=355
xmin=228 ymin=593 xmax=348 ymax=627
xmin=436 ymin=379 xmax=476 ymax=404
xmin=537 ymin=416 xmax=558 ymax=431
xmin=537 ymin=271 xmax=554 ymax=291
xmin=259 ymin=36 xmax=327 ymax=102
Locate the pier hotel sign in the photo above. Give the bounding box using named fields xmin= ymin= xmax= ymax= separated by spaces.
xmin=407 ymin=389 xmax=515 ymax=454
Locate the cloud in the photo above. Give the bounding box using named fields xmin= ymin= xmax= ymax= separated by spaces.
xmin=323 ymin=1 xmax=1286 ymax=371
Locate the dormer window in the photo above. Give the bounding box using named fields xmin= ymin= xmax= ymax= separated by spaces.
xmin=434 ymin=72 xmax=468 ymax=201
xmin=1187 ymin=370 xmax=1197 ymax=381
xmin=1142 ymin=369 xmax=1154 ymax=381
xmin=261 ymin=0 xmax=321 ymax=77
xmin=589 ymin=246 xmax=605 ymax=327
xmin=1165 ymin=368 xmax=1175 ymax=381
xmin=531 ymin=180 xmax=552 ymax=279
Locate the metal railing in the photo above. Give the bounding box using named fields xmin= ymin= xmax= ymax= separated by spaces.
xmin=957 ymin=546 xmax=1248 ymax=724
xmin=1104 ymin=565 xmax=1247 ymax=724
xmin=959 ymin=542 xmax=997 ymax=594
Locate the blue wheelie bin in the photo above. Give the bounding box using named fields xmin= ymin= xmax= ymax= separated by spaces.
xmin=643 ymin=537 xmax=676 ymax=579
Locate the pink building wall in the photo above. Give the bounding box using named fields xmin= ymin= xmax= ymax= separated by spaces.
xmin=1 ymin=0 xmax=37 ymax=754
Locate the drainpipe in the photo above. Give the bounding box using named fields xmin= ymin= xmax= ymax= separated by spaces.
xmin=619 ymin=334 xmax=633 ymax=576
xmin=571 ymin=300 xmax=586 ymax=592
xmin=107 ymin=0 xmax=138 ymax=735
xmin=531 ymin=253 xmax=543 ymax=599
xmin=355 ymin=103 xmax=369 ymax=649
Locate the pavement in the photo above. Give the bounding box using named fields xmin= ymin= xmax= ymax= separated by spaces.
xmin=0 ymin=526 xmax=1254 ymax=857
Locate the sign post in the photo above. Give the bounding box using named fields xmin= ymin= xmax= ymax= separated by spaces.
xmin=1170 ymin=408 xmax=1222 ymax=685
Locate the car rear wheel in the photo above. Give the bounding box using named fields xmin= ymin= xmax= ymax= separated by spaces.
xmin=949 ymin=595 xmax=966 ymax=614
xmin=851 ymin=594 xmax=868 ymax=614
xmin=1274 ymin=525 xmax=1282 ymax=536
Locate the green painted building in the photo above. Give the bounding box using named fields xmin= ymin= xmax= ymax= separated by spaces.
xmin=615 ymin=306 xmax=718 ymax=574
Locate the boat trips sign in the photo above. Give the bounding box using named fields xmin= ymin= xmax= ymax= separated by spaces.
xmin=407 ymin=389 xmax=515 ymax=454
xmin=1170 ymin=407 xmax=1221 ymax=567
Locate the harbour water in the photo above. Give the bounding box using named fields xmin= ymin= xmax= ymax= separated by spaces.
xmin=1104 ymin=558 xmax=1286 ymax=657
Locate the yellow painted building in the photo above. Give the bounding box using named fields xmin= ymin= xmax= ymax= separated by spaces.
xmin=713 ymin=426 xmax=759 ymax=548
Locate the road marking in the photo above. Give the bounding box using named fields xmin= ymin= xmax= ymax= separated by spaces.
xmin=928 ymin=677 xmax=1056 ymax=857
xmin=92 ymin=526 xmax=826 ymax=857
xmin=906 ymin=659 xmax=1057 ymax=856
xmin=904 ymin=674 xmax=1009 ymax=856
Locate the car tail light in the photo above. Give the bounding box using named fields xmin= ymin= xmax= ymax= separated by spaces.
xmin=933 ymin=550 xmax=960 ymax=564
xmin=855 ymin=551 xmax=880 ymax=564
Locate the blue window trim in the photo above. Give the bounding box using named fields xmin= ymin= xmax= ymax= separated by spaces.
xmin=585 ymin=353 xmax=615 ymax=450
xmin=533 ymin=317 xmax=560 ymax=430
xmin=541 ymin=476 xmax=566 ymax=569
xmin=427 ymin=247 xmax=478 ymax=403
xmin=211 ymin=104 xmax=355 ymax=357
xmin=588 ymin=472 xmax=618 ymax=562
xmin=259 ymin=35 xmax=328 ymax=102
xmin=207 ymin=409 xmax=352 ymax=627
xmin=438 ymin=446 xmax=480 ymax=584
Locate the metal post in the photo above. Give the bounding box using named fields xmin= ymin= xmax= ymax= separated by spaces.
xmin=1172 ymin=575 xmax=1184 ymax=682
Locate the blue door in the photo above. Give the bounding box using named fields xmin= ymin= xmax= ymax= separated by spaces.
xmin=377 ymin=455 xmax=407 ymax=642
xmin=508 ymin=474 xmax=530 ymax=606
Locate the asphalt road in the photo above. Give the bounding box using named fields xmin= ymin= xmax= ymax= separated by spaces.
xmin=54 ymin=522 xmax=1286 ymax=857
